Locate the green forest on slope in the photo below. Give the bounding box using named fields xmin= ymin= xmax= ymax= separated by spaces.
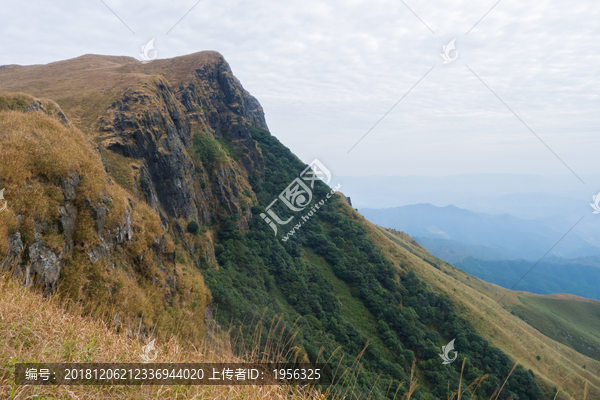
xmin=202 ymin=126 xmax=544 ymax=400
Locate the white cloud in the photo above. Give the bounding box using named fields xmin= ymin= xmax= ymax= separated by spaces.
xmin=1 ymin=0 xmax=598 ymax=178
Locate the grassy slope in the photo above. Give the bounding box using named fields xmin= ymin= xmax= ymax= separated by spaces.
xmin=0 ymin=94 xmax=211 ymax=344
xmin=0 ymin=276 xmax=322 ymax=400
xmin=509 ymin=295 xmax=600 ymax=362
xmin=353 ymin=221 xmax=600 ymax=400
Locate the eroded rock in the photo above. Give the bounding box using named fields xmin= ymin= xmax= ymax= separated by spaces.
xmin=26 ymin=239 xmax=61 ymax=293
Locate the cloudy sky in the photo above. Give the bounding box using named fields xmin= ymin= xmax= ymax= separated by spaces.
xmin=1 ymin=0 xmax=599 ymax=180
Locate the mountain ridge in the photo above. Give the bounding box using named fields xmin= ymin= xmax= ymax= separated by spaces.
xmin=0 ymin=52 xmax=594 ymax=399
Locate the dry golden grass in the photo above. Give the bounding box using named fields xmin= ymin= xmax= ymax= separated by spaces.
xmin=0 ymin=52 xmax=224 ymax=136
xmin=0 ymin=276 xmax=326 ymax=400
xmin=0 ymin=97 xmax=211 ymax=347
xmin=0 ymin=107 xmax=105 ymax=251
xmin=0 ymin=93 xmax=68 ymax=125
xmin=0 ymin=96 xmax=164 ymax=251
xmin=2 ymin=271 xmax=583 ymax=400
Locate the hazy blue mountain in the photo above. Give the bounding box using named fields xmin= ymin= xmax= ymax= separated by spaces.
xmin=359 ymin=203 xmax=600 ymax=299
xmin=413 ymin=237 xmax=519 ymax=263
xmin=336 ymin=173 xmax=600 ymax=220
xmin=454 ymin=256 xmax=600 ymax=301
xmin=359 ymin=204 xmax=600 ymax=261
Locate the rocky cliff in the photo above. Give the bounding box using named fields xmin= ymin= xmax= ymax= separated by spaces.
xmin=0 ymin=51 xmax=271 ymax=341
xmin=97 ymin=56 xmax=266 ymax=230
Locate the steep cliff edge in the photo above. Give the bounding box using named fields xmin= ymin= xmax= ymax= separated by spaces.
xmin=0 ymin=52 xmax=265 ymax=231
xmin=0 ymin=93 xmax=209 ymax=342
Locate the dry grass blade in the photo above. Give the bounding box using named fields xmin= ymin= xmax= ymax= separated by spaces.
xmin=458 ymin=358 xmax=465 ymax=397
xmin=552 ymin=388 xmax=561 ymax=400
xmin=401 ymin=361 xmax=419 ymax=400
xmin=492 ymin=361 xmax=519 ymax=400
xmin=467 ymin=375 xmax=488 ymax=399
xmin=447 ymin=358 xmax=488 ymax=400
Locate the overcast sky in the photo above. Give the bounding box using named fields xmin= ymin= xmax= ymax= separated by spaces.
xmin=1 ymin=0 xmax=599 ymax=180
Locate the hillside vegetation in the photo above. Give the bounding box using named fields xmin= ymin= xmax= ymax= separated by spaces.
xmin=371 ymin=227 xmax=600 ymax=400
xmin=202 ymin=126 xmax=543 ymax=399
xmin=0 ymin=52 xmax=597 ymax=399
xmin=510 ymin=295 xmax=600 ymax=362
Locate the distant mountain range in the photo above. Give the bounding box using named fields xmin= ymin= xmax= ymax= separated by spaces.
xmin=456 ymin=256 xmax=600 ymax=301
xmin=336 ymin=173 xmax=600 ymax=220
xmin=360 ymin=203 xmax=600 ymax=301
xmin=360 ymin=203 xmax=600 ymax=261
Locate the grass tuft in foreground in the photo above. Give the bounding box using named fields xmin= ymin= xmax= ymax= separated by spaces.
xmin=2 ymin=275 xmax=590 ymax=399
xmin=0 ymin=276 xmax=324 ymax=400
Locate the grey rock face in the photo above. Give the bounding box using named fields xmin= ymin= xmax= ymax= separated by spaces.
xmin=87 ymin=244 xmax=111 ymax=264
xmin=99 ymin=58 xmax=267 ymax=230
xmin=26 ymin=239 xmax=61 ymax=293
xmin=61 ymin=172 xmax=80 ymax=201
xmin=86 ymin=207 xmax=134 ymax=265
xmin=106 ymin=89 xmax=198 ymax=221
xmin=58 ymin=203 xmax=78 ymax=251
xmin=23 ymin=99 xmax=71 ymax=128
xmin=114 ymin=210 xmax=133 ymax=244
xmin=140 ymin=167 xmax=159 ymax=211
xmin=2 ymin=176 xmax=138 ymax=290
xmin=1 ymin=232 xmax=24 ymax=275
xmin=204 ymin=297 xmax=221 ymax=345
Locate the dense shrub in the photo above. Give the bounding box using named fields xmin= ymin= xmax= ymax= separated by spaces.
xmin=192 ymin=132 xmax=228 ymax=167
xmin=187 ymin=221 xmax=200 ymax=235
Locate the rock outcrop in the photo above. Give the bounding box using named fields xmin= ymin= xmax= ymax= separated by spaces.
xmin=0 ymin=93 xmax=196 ymax=340
xmin=97 ymin=56 xmax=265 ymax=234
xmin=0 ymin=53 xmax=270 ymax=341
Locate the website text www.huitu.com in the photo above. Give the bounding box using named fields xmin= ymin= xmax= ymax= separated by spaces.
xmin=281 ymin=183 xmax=341 ymax=242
